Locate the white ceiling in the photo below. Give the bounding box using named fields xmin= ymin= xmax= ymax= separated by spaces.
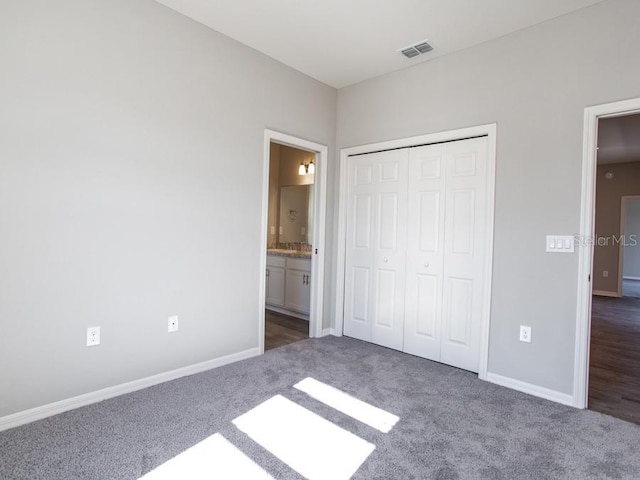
xmin=154 ymin=0 xmax=605 ymax=88
xmin=598 ymin=114 xmax=640 ymax=165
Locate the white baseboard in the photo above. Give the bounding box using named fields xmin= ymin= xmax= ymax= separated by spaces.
xmin=0 ymin=347 xmax=260 ymax=433
xmin=320 ymin=328 xmax=339 ymax=337
xmin=320 ymin=328 xmax=341 ymax=337
xmin=265 ymin=305 xmax=309 ymax=321
xmin=485 ymin=372 xmax=575 ymax=407
xmin=623 ymin=276 xmax=640 ymax=281
xmin=592 ymin=290 xmax=620 ymax=298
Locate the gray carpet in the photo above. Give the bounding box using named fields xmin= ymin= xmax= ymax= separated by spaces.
xmin=1 ymin=336 xmax=640 ymax=480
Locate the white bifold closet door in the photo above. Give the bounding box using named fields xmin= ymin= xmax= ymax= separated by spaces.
xmin=344 ymin=137 xmax=489 ymax=373
xmin=343 ymin=148 xmax=408 ymax=350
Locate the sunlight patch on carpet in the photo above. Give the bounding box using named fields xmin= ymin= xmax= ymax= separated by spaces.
xmin=294 ymin=377 xmax=399 ymax=433
xmin=232 ymin=395 xmax=375 ymax=480
xmin=139 ymin=433 xmax=273 ymax=480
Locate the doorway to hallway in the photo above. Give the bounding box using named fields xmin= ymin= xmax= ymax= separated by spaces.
xmin=581 ymin=109 xmax=640 ymax=423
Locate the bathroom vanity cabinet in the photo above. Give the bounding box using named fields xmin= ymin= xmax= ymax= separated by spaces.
xmin=266 ymin=253 xmax=311 ymax=319
xmin=265 ymin=255 xmax=286 ymax=307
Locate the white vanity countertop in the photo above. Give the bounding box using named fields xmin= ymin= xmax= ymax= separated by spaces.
xmin=267 ymin=249 xmax=312 ymax=259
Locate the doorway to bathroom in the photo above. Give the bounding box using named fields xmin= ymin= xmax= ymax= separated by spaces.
xmin=259 ymin=130 xmax=328 ymax=353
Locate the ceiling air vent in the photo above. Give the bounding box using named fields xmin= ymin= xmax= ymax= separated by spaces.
xmin=400 ymin=40 xmax=433 ymax=59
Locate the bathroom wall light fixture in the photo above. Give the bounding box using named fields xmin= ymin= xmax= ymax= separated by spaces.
xmin=298 ymin=160 xmax=315 ymax=175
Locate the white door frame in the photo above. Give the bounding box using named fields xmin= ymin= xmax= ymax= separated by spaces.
xmin=573 ymin=97 xmax=640 ymax=408
xmin=258 ymin=130 xmax=328 ymax=354
xmin=334 ymin=123 xmax=497 ymax=380
xmin=620 ymin=195 xmax=640 ymax=290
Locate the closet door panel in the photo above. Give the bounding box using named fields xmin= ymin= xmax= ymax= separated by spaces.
xmin=450 ymin=190 xmax=475 ymax=255
xmin=444 ymin=277 xmax=473 ymax=345
xmin=344 ymin=149 xmax=408 ymax=350
xmin=375 ymin=269 xmax=397 ymax=328
xmin=414 ymin=274 xmax=439 ymax=337
xmin=403 ymin=144 xmax=446 ymax=359
xmin=418 ymin=192 xmax=441 ymax=252
xmin=344 ymin=157 xmax=376 ymax=342
xmin=350 ymin=266 xmax=370 ymax=325
xmin=371 ymin=152 xmax=408 ymax=350
xmin=353 ymin=194 xmax=372 ymax=249
xmin=345 ymin=135 xmax=491 ymax=371
xmin=378 ymin=193 xmax=399 ymax=250
xmin=440 ymin=138 xmax=488 ymax=373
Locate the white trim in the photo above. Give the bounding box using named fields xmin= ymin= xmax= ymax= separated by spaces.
xmin=259 ymin=134 xmax=271 ymax=355
xmin=321 ymin=328 xmax=337 ymax=337
xmin=334 ymin=124 xmax=497 ymax=381
xmin=616 ymin=196 xmax=624 ymax=297
xmin=620 ymin=195 xmax=640 ymax=291
xmin=0 ymin=347 xmax=260 ymax=432
xmin=266 ymin=305 xmax=309 ymax=322
xmin=592 ymin=290 xmax=620 ymax=298
xmin=478 ymin=125 xmax=497 ymax=381
xmin=260 ymin=130 xmax=328 ymax=354
xmin=486 ymin=372 xmax=574 ymax=407
xmin=574 ymin=96 xmax=640 ymax=409
xmin=623 ymin=276 xmax=640 ymax=281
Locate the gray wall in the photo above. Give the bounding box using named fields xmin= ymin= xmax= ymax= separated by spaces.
xmin=0 ymin=0 xmax=336 ymax=417
xmin=4 ymin=0 xmax=640 ymax=418
xmin=336 ymin=0 xmax=640 ymax=394
xmin=593 ymin=163 xmax=640 ymax=292
xmin=624 ymin=198 xmax=640 ymax=279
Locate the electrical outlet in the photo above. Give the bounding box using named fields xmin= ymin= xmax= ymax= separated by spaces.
xmin=87 ymin=326 xmax=100 ymax=347
xmin=602 ymin=270 xmax=609 ymax=278
xmin=519 ymin=325 xmax=531 ymax=343
xmin=168 ymin=315 xmax=179 ymax=333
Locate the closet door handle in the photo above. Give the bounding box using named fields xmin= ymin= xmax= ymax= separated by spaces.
xmin=424 ymin=262 xmax=429 ymax=268
xmin=383 ymin=257 xmax=388 ymax=263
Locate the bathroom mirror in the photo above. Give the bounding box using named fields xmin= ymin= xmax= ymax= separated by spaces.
xmin=279 ymin=185 xmax=313 ymax=245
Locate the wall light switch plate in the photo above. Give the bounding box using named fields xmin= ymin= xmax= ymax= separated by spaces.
xmin=168 ymin=315 xmax=179 ymax=333
xmin=546 ymin=235 xmax=575 ymax=253
xmin=270 ymin=226 xmax=275 ymax=235
xmin=87 ymin=326 xmax=100 ymax=347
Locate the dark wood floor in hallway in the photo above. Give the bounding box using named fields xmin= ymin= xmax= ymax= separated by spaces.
xmin=589 ymin=294 xmax=640 ymax=424
xmin=265 ymin=310 xmax=308 ymax=351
